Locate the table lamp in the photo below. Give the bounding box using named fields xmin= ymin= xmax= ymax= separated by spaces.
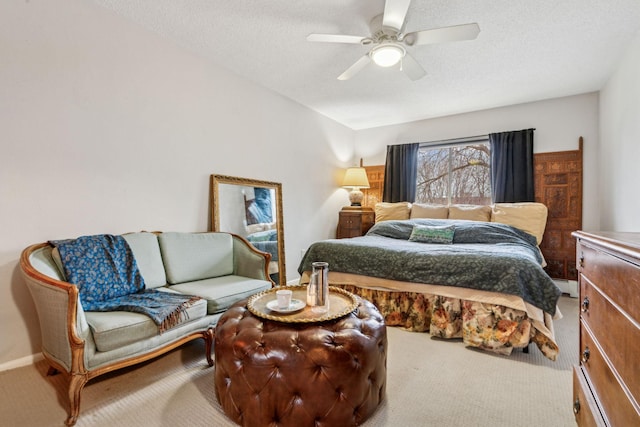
xmin=342 ymin=166 xmax=370 ymax=206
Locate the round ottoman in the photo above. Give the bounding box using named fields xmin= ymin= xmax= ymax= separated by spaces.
xmin=214 ymin=297 xmax=387 ymax=427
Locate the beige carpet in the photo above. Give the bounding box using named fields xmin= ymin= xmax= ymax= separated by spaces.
xmin=0 ymin=296 xmax=578 ymax=427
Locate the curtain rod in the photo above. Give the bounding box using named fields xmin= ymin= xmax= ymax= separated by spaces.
xmin=422 ymin=134 xmax=488 ymax=144
xmin=418 ymin=128 xmax=536 ymax=148
xmin=419 ymin=134 xmax=488 ymax=148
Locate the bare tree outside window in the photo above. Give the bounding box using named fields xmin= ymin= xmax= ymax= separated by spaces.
xmin=415 ymin=144 xmax=491 ymax=205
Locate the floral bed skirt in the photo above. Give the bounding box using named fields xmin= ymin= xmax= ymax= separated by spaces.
xmin=332 ymin=284 xmax=559 ymax=361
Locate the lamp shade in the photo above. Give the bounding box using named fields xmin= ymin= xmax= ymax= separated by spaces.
xmin=342 ymin=167 xmax=370 ymax=189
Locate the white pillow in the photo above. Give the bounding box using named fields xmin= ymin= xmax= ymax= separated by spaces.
xmin=491 ymin=202 xmax=548 ymax=244
xmin=448 ymin=205 xmax=491 ymax=222
xmin=246 ymin=223 xmax=265 ymax=234
xmin=374 ymin=202 xmax=411 ymax=222
xmin=410 ymin=203 xmax=449 ymax=219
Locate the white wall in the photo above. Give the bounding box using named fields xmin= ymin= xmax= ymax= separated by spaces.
xmin=599 ymin=30 xmax=640 ymax=231
xmin=1 ymin=0 xmax=633 ymax=368
xmin=0 ymin=0 xmax=354 ymax=366
xmin=354 ymin=93 xmax=601 ymax=231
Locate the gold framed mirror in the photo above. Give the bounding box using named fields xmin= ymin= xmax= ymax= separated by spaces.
xmin=210 ymin=175 xmax=286 ymax=286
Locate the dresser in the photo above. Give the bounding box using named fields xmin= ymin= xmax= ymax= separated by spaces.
xmin=336 ymin=207 xmax=375 ymax=239
xmin=572 ymin=231 xmax=640 ymax=426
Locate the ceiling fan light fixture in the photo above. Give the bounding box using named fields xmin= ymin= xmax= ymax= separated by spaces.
xmin=370 ymin=43 xmax=405 ymax=67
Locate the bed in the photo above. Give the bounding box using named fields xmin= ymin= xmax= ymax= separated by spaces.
xmin=298 ymin=215 xmax=563 ymax=361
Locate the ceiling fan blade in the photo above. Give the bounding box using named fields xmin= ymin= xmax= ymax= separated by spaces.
xmin=338 ymin=55 xmax=372 ymax=81
xmin=401 ymin=53 xmax=426 ymax=81
xmin=383 ymin=0 xmax=411 ymax=31
xmin=307 ymin=34 xmax=366 ymax=44
xmin=404 ymin=23 xmax=480 ymax=46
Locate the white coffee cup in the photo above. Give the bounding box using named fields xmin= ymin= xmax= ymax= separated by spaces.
xmin=276 ymin=289 xmax=292 ymax=309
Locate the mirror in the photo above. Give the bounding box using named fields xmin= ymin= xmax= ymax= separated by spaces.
xmin=210 ymin=174 xmax=286 ymax=286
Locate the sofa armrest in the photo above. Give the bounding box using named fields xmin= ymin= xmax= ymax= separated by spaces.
xmin=20 ymin=243 xmax=93 ymax=374
xmin=231 ymin=234 xmax=275 ymax=286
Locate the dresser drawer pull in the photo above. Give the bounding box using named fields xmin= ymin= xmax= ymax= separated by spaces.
xmin=581 ymin=297 xmax=589 ymax=313
xmin=581 ymin=346 xmax=590 ymax=364
xmin=573 ymin=398 xmax=581 ymax=415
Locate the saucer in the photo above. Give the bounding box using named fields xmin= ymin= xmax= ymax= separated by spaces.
xmin=266 ymin=299 xmax=306 ymax=314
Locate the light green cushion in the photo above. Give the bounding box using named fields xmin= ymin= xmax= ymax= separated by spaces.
xmin=169 ymin=275 xmax=271 ymax=314
xmin=123 ymin=232 xmax=167 ymax=288
xmin=158 ymin=232 xmax=234 ymax=285
xmin=31 ymin=246 xmax=65 ymax=281
xmin=86 ymin=290 xmax=207 ymax=352
xmin=409 ymin=224 xmax=456 ymax=244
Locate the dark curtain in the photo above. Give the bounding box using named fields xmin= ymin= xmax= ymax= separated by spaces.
xmin=489 ymin=128 xmax=535 ymax=203
xmin=382 ymin=143 xmax=420 ymax=203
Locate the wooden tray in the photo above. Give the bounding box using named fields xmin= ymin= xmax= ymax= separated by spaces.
xmin=247 ymin=286 xmax=358 ymax=323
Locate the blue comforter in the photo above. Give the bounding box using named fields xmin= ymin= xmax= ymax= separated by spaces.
xmin=298 ymin=219 xmax=561 ymax=315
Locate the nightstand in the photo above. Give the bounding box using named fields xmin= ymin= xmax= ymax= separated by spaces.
xmin=337 ymin=207 xmax=375 ymax=239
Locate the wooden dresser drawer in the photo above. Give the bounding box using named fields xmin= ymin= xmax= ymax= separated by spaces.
xmin=578 ymin=241 xmax=640 ymax=324
xmin=573 ymin=366 xmax=606 ymax=427
xmin=574 ymin=231 xmax=640 ymax=427
xmin=580 ymin=276 xmax=640 ymax=405
xmin=580 ymin=321 xmax=640 ymax=426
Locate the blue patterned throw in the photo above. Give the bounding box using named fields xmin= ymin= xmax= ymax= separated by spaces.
xmin=50 ymin=234 xmax=201 ymax=332
xmin=51 ymin=234 xmax=145 ymax=308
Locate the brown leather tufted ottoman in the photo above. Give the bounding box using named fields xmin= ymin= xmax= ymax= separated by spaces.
xmin=214 ymin=297 xmax=387 ymax=427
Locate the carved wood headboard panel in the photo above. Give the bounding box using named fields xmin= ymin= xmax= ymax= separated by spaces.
xmin=361 ymin=136 xmax=583 ymax=281
xmin=534 ymin=137 xmax=583 ymax=280
xmin=362 ymin=165 xmax=385 ymax=208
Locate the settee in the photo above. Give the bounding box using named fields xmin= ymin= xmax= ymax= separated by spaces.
xmin=20 ymin=231 xmax=274 ymax=426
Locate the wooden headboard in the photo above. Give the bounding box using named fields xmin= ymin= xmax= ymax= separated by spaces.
xmin=533 ymin=137 xmax=583 ymax=280
xmin=361 ymin=165 xmax=385 ymax=208
xmin=361 ymin=137 xmax=583 ymax=280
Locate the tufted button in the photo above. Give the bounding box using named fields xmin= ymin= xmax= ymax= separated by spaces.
xmin=214 ymin=297 xmax=387 ymax=427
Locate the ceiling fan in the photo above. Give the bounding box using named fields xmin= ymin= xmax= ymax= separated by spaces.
xmin=307 ymin=0 xmax=480 ymax=81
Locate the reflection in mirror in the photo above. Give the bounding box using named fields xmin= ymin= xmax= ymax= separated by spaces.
xmin=210 ymin=175 xmax=286 ymax=286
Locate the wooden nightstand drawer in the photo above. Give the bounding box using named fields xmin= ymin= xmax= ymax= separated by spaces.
xmin=337 ymin=208 xmax=374 ymax=239
xmin=340 ymin=213 xmax=360 ymax=226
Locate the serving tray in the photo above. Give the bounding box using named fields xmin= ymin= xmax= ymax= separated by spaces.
xmin=247 ymin=285 xmax=358 ymax=323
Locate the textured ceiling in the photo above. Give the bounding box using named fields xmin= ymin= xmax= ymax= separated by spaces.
xmin=92 ymin=0 xmax=640 ymax=130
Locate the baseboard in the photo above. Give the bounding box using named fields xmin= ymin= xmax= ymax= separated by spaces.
xmin=0 ymin=352 xmax=43 ymax=373
xmin=554 ymin=279 xmax=579 ymax=298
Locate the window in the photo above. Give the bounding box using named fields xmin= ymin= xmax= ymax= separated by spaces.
xmin=415 ymin=140 xmax=491 ymax=205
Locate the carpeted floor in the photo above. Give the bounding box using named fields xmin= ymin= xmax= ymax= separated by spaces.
xmin=0 ymin=296 xmax=578 ymax=427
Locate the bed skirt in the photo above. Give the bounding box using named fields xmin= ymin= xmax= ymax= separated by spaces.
xmin=299 ymin=272 xmax=560 ymax=361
